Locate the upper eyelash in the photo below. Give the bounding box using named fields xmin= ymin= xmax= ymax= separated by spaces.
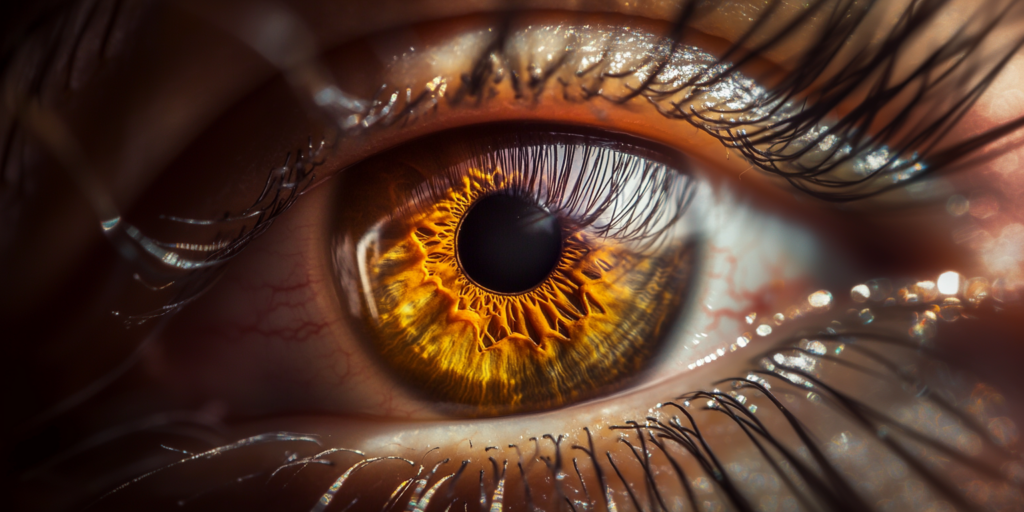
xmin=716 ymin=0 xmax=1024 ymax=201
xmin=336 ymin=0 xmax=1024 ymax=202
xmin=576 ymin=2 xmax=1013 ymax=200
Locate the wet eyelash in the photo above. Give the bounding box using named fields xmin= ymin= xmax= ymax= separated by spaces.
xmin=702 ymin=0 xmax=1024 ymax=202
xmin=343 ymin=0 xmax=1024 ymax=202
xmin=616 ymin=0 xmax=1018 ymax=201
xmin=124 ymin=137 xmax=321 ymax=323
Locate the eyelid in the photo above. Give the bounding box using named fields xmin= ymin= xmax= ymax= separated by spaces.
xmin=139 ymin=8 xmax=928 ymax=276
xmin=172 ymin=0 xmax=1019 ymax=224
xmin=309 ymin=20 xmax=781 ymax=193
xmin=305 ymin=18 xmax=854 ymax=207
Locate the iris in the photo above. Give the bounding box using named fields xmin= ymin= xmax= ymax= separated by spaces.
xmin=336 ymin=127 xmax=697 ymax=415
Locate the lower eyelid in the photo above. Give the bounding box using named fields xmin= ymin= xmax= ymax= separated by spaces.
xmin=135 ymin=166 xmax=1013 ymax=507
xmin=153 ymin=302 xmax=1019 ymax=512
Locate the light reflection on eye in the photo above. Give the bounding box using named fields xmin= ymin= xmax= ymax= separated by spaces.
xmin=6 ymin=1 xmax=1024 ymax=511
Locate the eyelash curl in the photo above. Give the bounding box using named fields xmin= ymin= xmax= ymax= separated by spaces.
xmin=338 ymin=0 xmax=1024 ymax=203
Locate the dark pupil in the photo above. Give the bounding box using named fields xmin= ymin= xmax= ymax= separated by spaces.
xmin=456 ymin=194 xmax=562 ymax=294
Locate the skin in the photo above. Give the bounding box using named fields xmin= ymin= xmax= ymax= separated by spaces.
xmin=3 ymin=0 xmax=1024 ymax=510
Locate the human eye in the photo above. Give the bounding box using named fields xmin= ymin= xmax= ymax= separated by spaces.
xmin=5 ymin=0 xmax=1024 ymax=511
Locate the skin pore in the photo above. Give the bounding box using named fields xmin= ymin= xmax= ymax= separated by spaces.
xmin=3 ymin=0 xmax=1024 ymax=510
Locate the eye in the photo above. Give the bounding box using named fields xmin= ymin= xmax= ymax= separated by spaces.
xmin=143 ymin=20 xmax=836 ymax=422
xmin=338 ymin=126 xmax=702 ymax=416
xmin=8 ymin=2 xmax=1024 ymax=512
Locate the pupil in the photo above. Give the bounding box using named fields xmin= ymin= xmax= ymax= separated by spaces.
xmin=456 ymin=194 xmax=562 ymax=294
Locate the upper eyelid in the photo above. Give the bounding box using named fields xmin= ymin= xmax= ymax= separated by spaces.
xmin=92 ymin=18 xmax=879 ymax=322
xmin=0 ymin=1 xmax=994 ymax=247
xmin=157 ymin=1 xmax=1017 ymax=301
xmin=306 ymin=9 xmax=996 ymax=199
xmin=103 ymin=5 xmax=1018 ymax=267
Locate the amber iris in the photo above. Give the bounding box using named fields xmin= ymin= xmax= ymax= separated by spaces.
xmin=336 ymin=128 xmax=696 ymax=416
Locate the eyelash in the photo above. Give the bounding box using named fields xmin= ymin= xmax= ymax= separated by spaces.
xmin=121 ymin=137 xmax=324 ymax=325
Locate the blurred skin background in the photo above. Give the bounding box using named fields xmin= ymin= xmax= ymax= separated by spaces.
xmin=3 ymin=0 xmax=1024 ymax=510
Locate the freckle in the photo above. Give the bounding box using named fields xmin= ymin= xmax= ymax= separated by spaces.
xmin=986 ymin=150 xmax=1024 ymax=197
xmin=1012 ymin=191 xmax=1024 ymax=221
xmin=992 ymin=58 xmax=1024 ymax=92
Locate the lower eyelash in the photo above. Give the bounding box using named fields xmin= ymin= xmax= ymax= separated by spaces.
xmin=47 ymin=274 xmax=1021 ymax=511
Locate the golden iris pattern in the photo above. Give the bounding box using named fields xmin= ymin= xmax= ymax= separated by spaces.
xmin=341 ymin=129 xmax=696 ymax=415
